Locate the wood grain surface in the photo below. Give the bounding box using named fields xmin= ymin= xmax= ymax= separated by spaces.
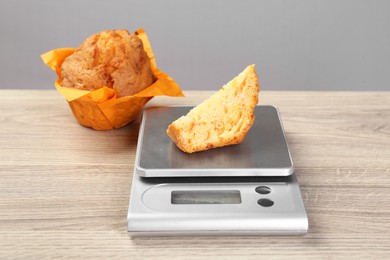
xmin=0 ymin=90 xmax=389 ymax=259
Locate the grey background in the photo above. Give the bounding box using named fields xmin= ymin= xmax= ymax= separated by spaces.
xmin=1 ymin=0 xmax=389 ymax=91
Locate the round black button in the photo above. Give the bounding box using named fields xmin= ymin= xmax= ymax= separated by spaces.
xmin=257 ymin=198 xmax=274 ymax=207
xmin=255 ymin=186 xmax=271 ymax=195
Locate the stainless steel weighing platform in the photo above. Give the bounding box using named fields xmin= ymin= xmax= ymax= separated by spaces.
xmin=127 ymin=106 xmax=308 ymax=236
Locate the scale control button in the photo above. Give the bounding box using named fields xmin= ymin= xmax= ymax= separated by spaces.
xmin=257 ymin=198 xmax=274 ymax=207
xmin=255 ymin=186 xmax=271 ymax=194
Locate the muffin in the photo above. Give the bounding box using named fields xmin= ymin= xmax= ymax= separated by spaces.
xmin=60 ymin=30 xmax=156 ymax=97
xmin=167 ymin=64 xmax=260 ymax=153
xmin=41 ymin=28 xmax=184 ymax=130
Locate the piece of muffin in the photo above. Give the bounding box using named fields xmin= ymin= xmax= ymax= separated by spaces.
xmin=167 ymin=64 xmax=260 ymax=153
xmin=60 ymin=30 xmax=155 ymax=97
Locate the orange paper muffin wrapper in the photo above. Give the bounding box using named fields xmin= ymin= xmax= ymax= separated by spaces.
xmin=41 ymin=28 xmax=184 ymax=130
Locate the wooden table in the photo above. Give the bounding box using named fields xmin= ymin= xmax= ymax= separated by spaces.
xmin=1 ymin=90 xmax=389 ymax=259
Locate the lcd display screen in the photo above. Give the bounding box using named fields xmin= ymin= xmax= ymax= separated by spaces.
xmin=171 ymin=190 xmax=241 ymax=204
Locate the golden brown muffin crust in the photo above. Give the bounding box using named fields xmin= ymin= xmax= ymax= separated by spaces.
xmin=60 ymin=30 xmax=155 ymax=97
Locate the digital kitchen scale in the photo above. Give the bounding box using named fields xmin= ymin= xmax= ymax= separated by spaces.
xmin=127 ymin=106 xmax=308 ymax=236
